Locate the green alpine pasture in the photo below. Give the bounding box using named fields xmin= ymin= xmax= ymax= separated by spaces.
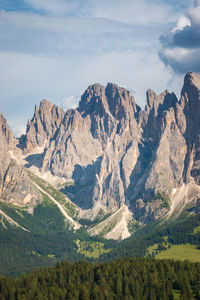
xmin=76 ymin=240 xmax=111 ymax=258
xmin=156 ymin=244 xmax=200 ymax=262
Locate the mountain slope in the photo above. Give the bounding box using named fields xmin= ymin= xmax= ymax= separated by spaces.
xmin=14 ymin=72 xmax=200 ymax=227
xmin=0 ymin=71 xmax=200 ymax=260
xmin=0 ymin=113 xmax=41 ymax=209
xmin=0 ymin=72 xmax=200 ymax=277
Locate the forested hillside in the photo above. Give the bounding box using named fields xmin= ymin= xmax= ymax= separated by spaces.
xmin=0 ymin=258 xmax=200 ymax=299
xmin=0 ymin=212 xmax=200 ymax=277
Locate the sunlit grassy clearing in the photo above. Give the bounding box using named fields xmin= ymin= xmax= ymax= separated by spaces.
xmin=156 ymin=244 xmax=200 ymax=262
xmin=76 ymin=240 xmax=110 ymax=258
xmin=193 ymin=225 xmax=200 ymax=234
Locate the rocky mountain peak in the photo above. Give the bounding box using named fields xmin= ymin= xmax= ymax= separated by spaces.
xmin=78 ymin=83 xmax=108 ymax=117
xmin=105 ymin=83 xmax=141 ymax=121
xmin=179 ymin=72 xmax=200 ymax=130
xmin=0 ymin=113 xmax=41 ymax=208
xmin=3 ymin=71 xmax=200 ymax=228
xmin=32 ymin=99 xmax=55 ymax=122
xmin=78 ymin=82 xmax=141 ymax=122
xmin=145 ymin=89 xmax=177 ymax=116
xmin=180 ymin=72 xmax=200 ymax=109
xmin=38 ymin=99 xmax=65 ymax=133
xmin=23 ymin=99 xmax=65 ymax=152
xmin=39 ymin=99 xmax=54 ymax=111
xmin=141 ymin=89 xmax=178 ymax=142
xmin=183 ymin=71 xmax=200 ymax=89
xmin=105 ymin=82 xmax=131 ymax=101
xmin=178 ymin=72 xmax=200 ymax=185
xmin=0 ymin=113 xmax=15 ymax=147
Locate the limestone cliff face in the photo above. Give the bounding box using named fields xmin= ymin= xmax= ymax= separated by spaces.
xmin=0 ymin=160 xmax=41 ymax=207
xmin=24 ymin=99 xmax=65 ymax=152
xmin=0 ymin=114 xmax=15 ymax=198
xmin=178 ymin=72 xmax=200 ymax=185
xmin=0 ymin=114 xmax=41 ymax=207
xmin=0 ymin=113 xmax=15 ymax=148
xmin=40 ymin=83 xmax=141 ymax=214
xmin=14 ymin=71 xmax=200 ymax=222
xmin=127 ymin=89 xmax=185 ymax=208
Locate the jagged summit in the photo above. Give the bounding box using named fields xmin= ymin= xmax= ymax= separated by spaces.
xmin=181 ymin=72 xmax=200 ymax=106
xmin=1 ymin=71 xmax=200 ymax=240
xmin=183 ymin=71 xmax=200 ymax=89
xmin=145 ymin=89 xmax=178 ymax=113
xmin=105 ymin=82 xmax=141 ymax=121
xmin=0 ymin=113 xmax=15 ymax=147
xmin=78 ymin=83 xmax=107 ymax=117
xmin=24 ymin=98 xmax=65 ymax=152
xmin=78 ymin=82 xmax=141 ymax=120
xmin=39 ymin=98 xmax=54 ymax=109
xmin=0 ymin=113 xmax=41 ymax=208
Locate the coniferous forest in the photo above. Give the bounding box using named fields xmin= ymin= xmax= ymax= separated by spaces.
xmin=0 ymin=258 xmax=200 ymax=300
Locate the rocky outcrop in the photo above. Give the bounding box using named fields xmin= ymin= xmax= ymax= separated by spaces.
xmin=178 ymin=72 xmax=200 ymax=185
xmin=11 ymin=71 xmax=200 ymax=223
xmin=0 ymin=160 xmax=41 ymax=207
xmin=24 ymin=99 xmax=65 ymax=153
xmin=36 ymin=83 xmax=142 ymax=217
xmin=126 ymin=89 xmax=185 ymax=213
xmin=0 ymin=114 xmax=41 ymax=207
xmin=0 ymin=113 xmax=15 ymax=148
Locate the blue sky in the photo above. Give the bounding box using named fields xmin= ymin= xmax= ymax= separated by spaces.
xmin=0 ymin=0 xmax=199 ymax=136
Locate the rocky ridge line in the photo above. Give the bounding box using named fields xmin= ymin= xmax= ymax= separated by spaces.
xmin=1 ymin=72 xmax=200 ymax=239
xmin=18 ymin=72 xmax=200 ymax=225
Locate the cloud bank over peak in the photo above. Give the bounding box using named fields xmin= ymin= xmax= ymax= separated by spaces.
xmin=0 ymin=0 xmax=191 ymax=137
xmin=160 ymin=0 xmax=200 ymax=73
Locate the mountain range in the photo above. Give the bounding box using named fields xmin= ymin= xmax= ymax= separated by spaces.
xmin=1 ymin=71 xmax=200 ymax=275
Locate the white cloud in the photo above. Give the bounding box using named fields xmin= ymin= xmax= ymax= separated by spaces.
xmin=160 ymin=47 xmax=200 ymax=73
xmin=60 ymin=96 xmax=80 ymax=110
xmin=0 ymin=1 xmax=188 ymax=134
xmin=171 ymin=17 xmax=191 ymax=32
xmin=0 ymin=46 xmax=173 ymax=136
xmin=187 ymin=5 xmax=200 ymax=25
xmin=160 ymin=0 xmax=200 ymax=73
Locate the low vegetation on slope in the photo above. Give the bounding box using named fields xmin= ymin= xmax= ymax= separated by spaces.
xmin=0 ymin=174 xmax=200 ymax=277
xmin=0 ymin=195 xmax=116 ymax=276
xmin=100 ymin=214 xmax=200 ymax=262
xmin=76 ymin=240 xmax=110 ymax=258
xmin=26 ymin=170 xmax=79 ymax=219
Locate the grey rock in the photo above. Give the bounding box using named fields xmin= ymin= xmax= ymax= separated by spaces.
xmin=0 ymin=113 xmax=41 ymax=208
xmin=24 ymin=99 xmax=65 ymax=152
xmin=8 ymin=71 xmax=200 ymax=223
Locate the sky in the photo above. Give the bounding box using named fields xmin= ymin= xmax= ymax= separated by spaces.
xmin=0 ymin=0 xmax=199 ymax=137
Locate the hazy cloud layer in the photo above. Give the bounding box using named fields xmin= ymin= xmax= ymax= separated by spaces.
xmin=22 ymin=0 xmax=186 ymax=24
xmin=0 ymin=0 xmax=190 ymax=136
xmin=0 ymin=11 xmax=161 ymax=56
xmin=160 ymin=0 xmax=200 ymax=73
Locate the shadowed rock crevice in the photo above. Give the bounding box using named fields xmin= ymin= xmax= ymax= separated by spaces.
xmin=61 ymin=158 xmax=102 ymax=210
